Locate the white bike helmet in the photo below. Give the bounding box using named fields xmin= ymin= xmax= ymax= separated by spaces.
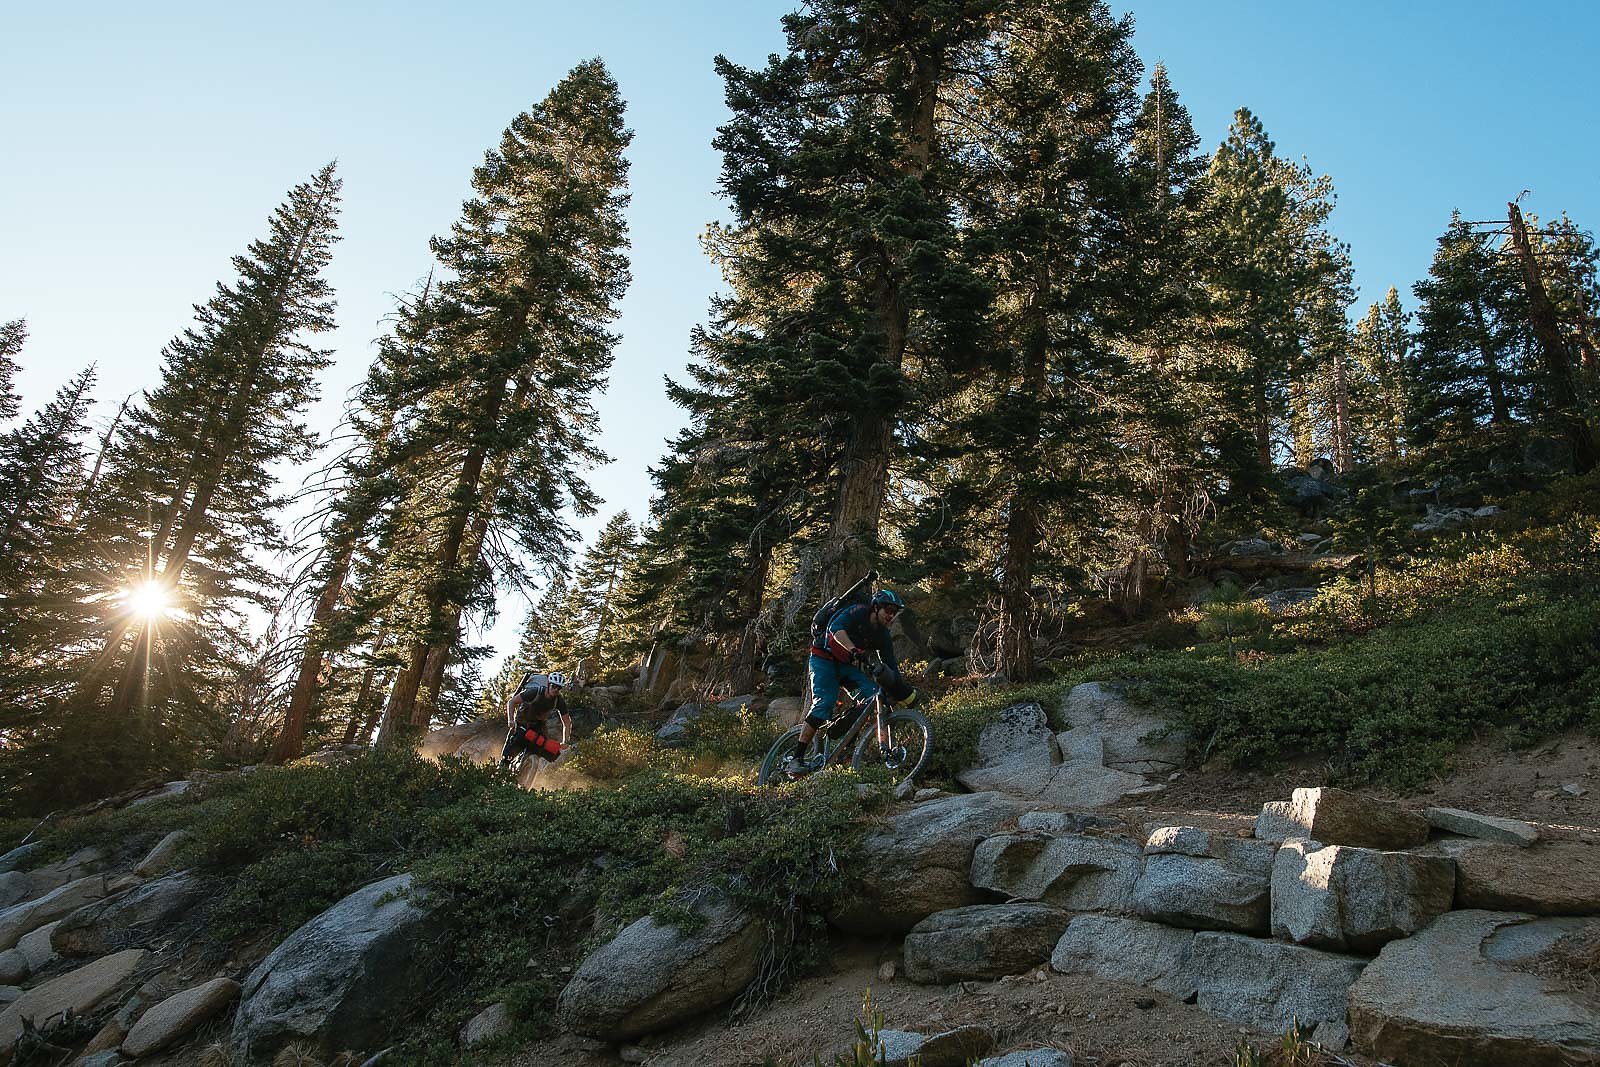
xmin=546 ymin=671 xmax=566 ymax=688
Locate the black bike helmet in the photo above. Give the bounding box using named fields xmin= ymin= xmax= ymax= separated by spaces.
xmin=871 ymin=589 xmax=906 ymax=611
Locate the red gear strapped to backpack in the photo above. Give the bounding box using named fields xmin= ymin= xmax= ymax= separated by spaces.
xmin=523 ymin=729 xmax=562 ymax=760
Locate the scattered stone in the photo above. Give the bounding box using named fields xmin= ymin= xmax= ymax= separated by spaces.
xmin=1563 ymin=783 xmax=1589 ymax=798
xmin=976 ymin=1050 xmax=1073 ymax=1067
xmin=619 ymin=1045 xmax=648 ymax=1064
xmin=133 ymin=830 xmax=190 ymax=878
xmin=17 ymin=922 xmax=60 ymax=973
xmin=53 ymin=870 xmax=206 ymax=957
xmin=970 ymin=833 xmax=1142 ymax=913
xmin=914 ymin=788 xmax=945 ymax=802
xmin=232 ymin=874 xmax=439 ymax=1060
xmin=0 ymin=874 xmax=108 ymax=950
xmin=1282 ymin=787 xmax=1429 ymax=850
xmin=1426 ymin=807 xmax=1539 ymax=847
xmin=1312 ymin=1019 xmax=1350 ymax=1051
xmin=1049 ymin=916 xmax=1195 ymax=997
xmin=903 ymin=904 xmax=1072 ymax=984
xmin=0 ymin=950 xmax=25 ymax=986
xmin=765 ymin=697 xmax=804 ymax=728
xmin=557 ymin=893 xmax=764 ymax=1040
xmin=872 ymin=1025 xmax=994 ymax=1067
xmin=0 ymin=948 xmax=147 ymax=1047
xmin=1436 ymin=838 xmax=1600 ymax=915
xmin=1225 ymin=538 xmax=1275 ymax=556
xmin=714 ymin=693 xmax=755 ymax=712
xmin=877 ymin=960 xmax=896 ymax=982
xmin=1271 ymin=840 xmax=1455 ymax=953
xmin=1135 ymin=831 xmax=1276 ymax=934
xmin=121 ymin=977 xmax=240 ymax=1058
xmin=1348 ymin=910 xmax=1600 ymax=1067
xmin=827 ymin=793 xmax=1033 ymax=934
xmin=654 ymin=703 xmax=702 ymax=745
xmin=1186 ymin=932 xmax=1365 ymax=1036
xmin=127 ymin=780 xmax=191 ymax=807
xmin=1253 ymin=801 xmax=1300 ymax=843
xmin=459 ymin=1002 xmax=513 ymax=1049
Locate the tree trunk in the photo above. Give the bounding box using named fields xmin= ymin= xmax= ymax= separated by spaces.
xmin=1330 ymin=343 xmax=1353 ymax=470
xmin=731 ymin=543 xmax=773 ymax=694
xmin=1508 ymin=202 xmax=1598 ymax=473
xmin=997 ymin=495 xmax=1038 ymax=682
xmin=1469 ymin=299 xmax=1513 ymax=425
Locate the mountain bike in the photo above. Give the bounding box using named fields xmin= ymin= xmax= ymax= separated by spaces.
xmin=756 ymin=662 xmax=932 ymax=788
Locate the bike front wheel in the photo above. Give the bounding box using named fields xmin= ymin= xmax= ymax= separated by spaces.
xmin=850 ymin=709 xmax=932 ymax=786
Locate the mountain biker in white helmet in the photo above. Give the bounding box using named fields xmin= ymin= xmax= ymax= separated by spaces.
xmin=500 ymin=670 xmax=573 ymax=767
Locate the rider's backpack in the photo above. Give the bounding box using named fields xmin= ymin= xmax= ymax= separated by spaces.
xmin=809 ymin=579 xmax=873 ymax=647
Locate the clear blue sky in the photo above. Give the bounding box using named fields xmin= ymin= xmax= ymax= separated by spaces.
xmin=4 ymin=1 xmax=1595 ymax=657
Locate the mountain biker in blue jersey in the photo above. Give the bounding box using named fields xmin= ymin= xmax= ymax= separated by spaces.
xmin=783 ymin=589 xmax=913 ymax=776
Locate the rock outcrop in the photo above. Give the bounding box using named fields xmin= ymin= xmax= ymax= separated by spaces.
xmin=557 ymin=894 xmax=764 ymax=1040
xmin=956 ymin=695 xmax=1170 ymax=810
xmin=970 ymin=832 xmax=1141 ymax=913
xmin=1271 ymin=840 xmax=1455 ymax=953
xmin=828 ymin=792 xmax=1033 ymax=933
xmin=1050 ymin=915 xmax=1196 ymax=996
xmin=1279 ymin=787 xmax=1429 ymax=850
xmin=1348 ymin=910 xmax=1600 ymax=1067
xmin=902 ymin=904 xmax=1071 ymax=984
xmin=0 ymin=875 xmax=108 ymax=950
xmin=1135 ymin=828 xmax=1276 ymax=934
xmin=52 ymin=870 xmax=207 ymax=957
xmin=232 ymin=873 xmax=438 ymax=1060
xmin=1425 ymin=807 xmax=1538 ymax=847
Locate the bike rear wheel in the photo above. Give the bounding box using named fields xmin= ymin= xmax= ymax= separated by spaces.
xmin=756 ymin=725 xmax=839 ymax=786
xmin=850 ymin=708 xmax=933 ymax=786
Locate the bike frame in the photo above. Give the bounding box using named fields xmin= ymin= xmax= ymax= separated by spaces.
xmin=813 ymin=688 xmax=893 ymax=768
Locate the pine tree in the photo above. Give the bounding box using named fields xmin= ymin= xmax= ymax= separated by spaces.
xmin=20 ymin=164 xmax=344 ymax=805
xmin=1350 ymin=288 xmax=1411 ymax=463
xmin=0 ymin=367 xmax=97 ymax=717
xmin=560 ymin=512 xmax=639 ymax=683
xmin=1409 ymin=213 xmax=1529 ymax=446
xmin=711 ymin=1 xmax=996 ymax=595
xmin=0 ymin=319 xmax=25 ymax=426
xmin=380 ymin=60 xmax=631 ymax=739
xmin=906 ymin=0 xmax=1143 ymax=679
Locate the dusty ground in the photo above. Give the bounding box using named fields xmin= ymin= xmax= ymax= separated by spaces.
xmin=1112 ymin=729 xmax=1599 ymax=844
xmin=527 ymin=936 xmax=1372 ymax=1067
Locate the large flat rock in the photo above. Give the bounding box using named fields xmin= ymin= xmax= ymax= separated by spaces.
xmin=1426 ymin=807 xmax=1538 ymax=847
xmin=1433 ymin=838 xmax=1600 ymax=915
xmin=1272 ymin=840 xmax=1456 ymax=953
xmin=1348 ymin=910 xmax=1600 ymax=1067
xmin=1186 ymin=932 xmax=1366 ymax=1036
xmin=0 ymin=948 xmax=147 ymax=1047
xmin=1282 ymin=787 xmax=1428 ymax=850
xmin=903 ymin=904 xmax=1071 ymax=984
xmin=971 ymin=833 xmax=1142 ymax=913
xmin=557 ymin=895 xmax=764 ymax=1041
xmin=53 ymin=870 xmax=207 ymax=957
xmin=1049 ymin=915 xmax=1196 ymax=997
xmin=827 ymin=792 xmax=1034 ymax=934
